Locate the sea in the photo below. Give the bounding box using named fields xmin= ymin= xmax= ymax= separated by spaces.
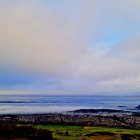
xmin=0 ymin=94 xmax=139 ymax=114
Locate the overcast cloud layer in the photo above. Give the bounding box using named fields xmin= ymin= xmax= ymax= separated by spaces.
xmin=0 ymin=0 xmax=140 ymax=95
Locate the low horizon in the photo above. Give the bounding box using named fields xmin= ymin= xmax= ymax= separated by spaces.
xmin=0 ymin=90 xmax=139 ymax=97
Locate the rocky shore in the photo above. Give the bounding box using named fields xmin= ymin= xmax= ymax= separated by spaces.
xmin=0 ymin=110 xmax=140 ymax=129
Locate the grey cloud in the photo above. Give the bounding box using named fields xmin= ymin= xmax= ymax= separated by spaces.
xmin=0 ymin=0 xmax=140 ymax=95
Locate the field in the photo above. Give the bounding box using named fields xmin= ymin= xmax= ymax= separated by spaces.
xmin=35 ymin=125 xmax=140 ymax=140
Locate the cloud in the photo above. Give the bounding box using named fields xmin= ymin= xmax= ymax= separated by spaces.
xmin=0 ymin=0 xmax=140 ymax=95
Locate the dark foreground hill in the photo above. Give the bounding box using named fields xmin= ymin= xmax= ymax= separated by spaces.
xmin=0 ymin=124 xmax=53 ymax=140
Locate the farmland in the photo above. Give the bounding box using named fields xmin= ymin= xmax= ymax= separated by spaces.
xmin=36 ymin=125 xmax=140 ymax=140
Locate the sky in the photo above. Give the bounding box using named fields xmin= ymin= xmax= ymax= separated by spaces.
xmin=0 ymin=0 xmax=140 ymax=95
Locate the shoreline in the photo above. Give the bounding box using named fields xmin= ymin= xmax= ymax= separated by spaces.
xmin=0 ymin=108 xmax=139 ymax=115
xmin=0 ymin=109 xmax=140 ymax=129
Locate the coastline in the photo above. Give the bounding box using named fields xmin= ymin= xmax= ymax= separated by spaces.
xmin=0 ymin=109 xmax=140 ymax=129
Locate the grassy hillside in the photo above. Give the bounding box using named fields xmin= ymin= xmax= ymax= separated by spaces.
xmin=35 ymin=125 xmax=140 ymax=140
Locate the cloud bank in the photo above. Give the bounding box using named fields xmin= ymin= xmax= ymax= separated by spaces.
xmin=0 ymin=0 xmax=140 ymax=95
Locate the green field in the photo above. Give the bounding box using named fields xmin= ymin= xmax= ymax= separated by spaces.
xmin=35 ymin=125 xmax=140 ymax=140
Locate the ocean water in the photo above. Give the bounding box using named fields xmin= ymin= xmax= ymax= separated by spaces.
xmin=0 ymin=94 xmax=139 ymax=114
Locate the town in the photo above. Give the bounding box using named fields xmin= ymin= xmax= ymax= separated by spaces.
xmin=0 ymin=113 xmax=140 ymax=129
